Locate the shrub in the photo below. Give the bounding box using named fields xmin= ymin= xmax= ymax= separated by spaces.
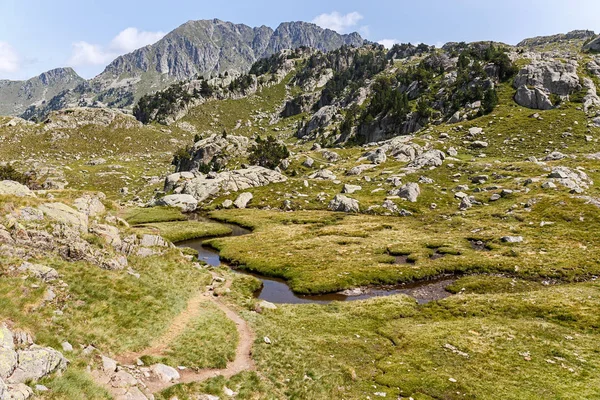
xmin=248 ymin=136 xmax=290 ymax=169
xmin=0 ymin=165 xmax=28 ymax=185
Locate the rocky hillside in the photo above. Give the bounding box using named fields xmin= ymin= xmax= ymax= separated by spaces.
xmin=15 ymin=19 xmax=364 ymax=121
xmin=0 ymin=68 xmax=85 ymax=116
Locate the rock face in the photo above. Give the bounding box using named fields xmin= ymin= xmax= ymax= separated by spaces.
xmin=169 ymin=166 xmax=287 ymax=203
xmin=583 ymin=35 xmax=600 ymax=52
xmin=0 ymin=181 xmax=36 ymax=198
xmin=328 ymin=195 xmax=360 ymax=213
xmin=0 ymin=324 xmax=67 ymax=398
xmin=513 ymin=60 xmax=581 ymax=109
xmin=297 ymin=106 xmax=338 ymax=139
xmin=155 ymin=194 xmax=198 ymax=213
xmin=518 ymin=30 xmax=596 ymax=48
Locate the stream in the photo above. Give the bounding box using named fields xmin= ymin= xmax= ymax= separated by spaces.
xmin=177 ymin=217 xmax=455 ymax=305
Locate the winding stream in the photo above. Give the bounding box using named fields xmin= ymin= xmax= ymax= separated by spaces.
xmin=177 ymin=217 xmax=455 ymax=305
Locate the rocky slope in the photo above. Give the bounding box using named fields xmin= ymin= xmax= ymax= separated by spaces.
xmin=0 ymin=68 xmax=85 ymax=117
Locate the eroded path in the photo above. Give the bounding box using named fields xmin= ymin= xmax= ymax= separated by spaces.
xmin=95 ymin=274 xmax=256 ymax=398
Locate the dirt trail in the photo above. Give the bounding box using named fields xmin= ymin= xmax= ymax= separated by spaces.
xmin=106 ymin=274 xmax=256 ymax=395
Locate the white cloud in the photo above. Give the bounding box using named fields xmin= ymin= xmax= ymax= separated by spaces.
xmin=378 ymin=39 xmax=400 ymax=49
xmin=109 ymin=28 xmax=166 ymax=53
xmin=312 ymin=11 xmax=364 ymax=34
xmin=68 ymin=27 xmax=166 ymax=67
xmin=0 ymin=42 xmax=21 ymax=73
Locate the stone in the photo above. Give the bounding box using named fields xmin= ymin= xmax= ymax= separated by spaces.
xmin=367 ymin=148 xmax=387 ymax=165
xmin=490 ymin=194 xmax=501 ymax=202
xmin=101 ymin=356 xmax=118 ymax=373
xmin=0 ymin=181 xmax=36 ymax=198
xmin=447 ymin=147 xmax=458 ymax=157
xmin=14 ymin=207 xmax=44 ymax=221
xmin=73 ymin=195 xmax=106 ymax=217
xmin=514 ymin=85 xmax=554 ymax=110
xmin=382 ymin=200 xmax=399 ymax=214
xmin=502 ymin=236 xmax=524 ymax=243
xmin=397 ymin=183 xmax=420 ymax=203
xmin=18 ymin=262 xmax=59 ymax=282
xmin=297 ymin=106 xmax=338 ymax=139
xmin=346 ymin=164 xmax=376 ymax=176
xmin=459 ymin=197 xmax=472 ymax=210
xmin=468 ymin=127 xmax=483 ymax=136
xmin=35 ymin=384 xmax=49 ymax=392
xmin=542 ymin=181 xmax=557 ymax=189
xmin=151 ymin=364 xmax=180 ymax=383
xmin=308 ymin=170 xmax=336 ymax=180
xmin=234 ymin=193 xmax=253 ymax=209
xmin=328 ymin=195 xmax=360 ymax=213
xmin=264 ymin=337 xmax=272 ymax=345
xmin=544 ymin=151 xmax=566 ymax=161
xmin=342 ymin=184 xmax=362 ymax=194
xmin=408 ymin=150 xmax=445 ymax=169
xmin=302 ymin=157 xmax=314 ymax=168
xmin=471 ymin=141 xmax=489 ymax=149
xmin=38 ymin=203 xmax=88 ymax=232
xmin=471 ymin=175 xmax=489 ymax=184
xmin=514 ymin=59 xmax=581 ymax=97
xmin=222 ymin=199 xmax=233 ymax=209
xmin=156 ymin=194 xmax=198 ymax=212
xmin=175 ymin=167 xmax=287 ymax=203
xmin=321 ymin=150 xmax=340 ymax=163
xmin=258 ymin=300 xmax=277 ymax=310
xmin=5 ymin=383 xmax=33 ymax=400
xmin=61 ymin=342 xmax=73 ymax=352
xmin=8 ymin=345 xmax=67 ymax=383
xmin=0 ymin=348 xmax=17 ymax=380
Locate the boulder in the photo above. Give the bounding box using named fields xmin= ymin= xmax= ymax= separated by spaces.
xmin=502 ymin=236 xmax=524 ymax=243
xmin=302 ymin=157 xmax=315 ymax=168
xmin=513 ymin=60 xmax=581 ymax=96
xmin=176 ymin=134 xmax=251 ymax=172
xmin=5 ymin=383 xmax=33 ymax=400
xmin=176 ymin=167 xmax=286 ymax=203
xmin=397 ymin=183 xmax=421 ymax=203
xmin=514 ymin=85 xmax=554 ymax=110
xmin=234 ymin=193 xmax=253 ymax=209
xmin=308 ymin=170 xmax=337 ymax=180
xmin=151 ymin=364 xmax=180 ymax=383
xmin=328 ymin=195 xmax=360 ymax=213
xmin=156 ymin=194 xmax=198 ymax=213
xmin=347 ymin=165 xmax=376 ymax=176
xmin=583 ymin=36 xmax=600 ymax=52
xmin=0 ymin=181 xmax=35 ymax=198
xmin=367 ymin=148 xmax=387 ymax=164
xmin=7 ymin=345 xmax=67 ymax=384
xmin=321 ymin=150 xmax=340 ymax=163
xmin=408 ymin=150 xmax=445 ymax=169
xmin=38 ymin=203 xmax=88 ymax=232
xmin=101 ymin=356 xmax=117 ymax=373
xmin=73 ymin=195 xmax=106 ymax=217
xmin=0 ymin=348 xmax=17 ymax=380
xmin=342 ymin=184 xmax=362 ymax=194
xmin=18 ymin=262 xmax=59 ymax=282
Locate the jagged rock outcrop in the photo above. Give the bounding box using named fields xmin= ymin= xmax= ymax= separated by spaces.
xmin=168 ymin=166 xmax=287 ymax=203
xmin=518 ymin=30 xmax=596 ymax=48
xmin=297 ymin=106 xmax=338 ymax=139
xmin=175 ymin=134 xmax=252 ymax=172
xmin=583 ymin=35 xmax=600 ymax=52
xmin=328 ymin=194 xmax=360 ymax=213
xmin=513 ymin=60 xmax=581 ymax=109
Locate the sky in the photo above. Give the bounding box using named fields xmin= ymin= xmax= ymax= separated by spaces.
xmin=1 ymin=0 xmax=599 ymax=80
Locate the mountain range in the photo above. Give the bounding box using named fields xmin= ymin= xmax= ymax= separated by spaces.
xmin=0 ymin=19 xmax=364 ymax=120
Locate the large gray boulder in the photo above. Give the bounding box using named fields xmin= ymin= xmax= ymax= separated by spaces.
xmin=328 ymin=195 xmax=360 ymax=213
xmin=151 ymin=364 xmax=180 ymax=383
xmin=18 ymin=262 xmax=59 ymax=282
xmin=583 ymin=36 xmax=600 ymax=52
xmin=176 ymin=133 xmax=251 ymax=172
xmin=513 ymin=60 xmax=581 ymax=96
xmin=7 ymin=346 xmax=67 ymax=384
xmin=174 ymin=166 xmax=287 ymax=203
xmin=234 ymin=193 xmax=253 ymax=209
xmin=514 ymin=85 xmax=554 ymax=110
xmin=38 ymin=203 xmax=88 ymax=232
xmin=408 ymin=150 xmax=446 ymax=169
xmin=0 ymin=181 xmax=36 ymax=198
xmin=73 ymin=195 xmax=106 ymax=217
xmin=155 ymin=194 xmax=198 ymax=212
xmin=397 ymin=182 xmax=421 ymax=203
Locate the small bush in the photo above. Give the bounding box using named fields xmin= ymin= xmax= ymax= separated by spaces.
xmin=0 ymin=165 xmax=28 ymax=185
xmin=248 ymin=136 xmax=290 ymax=169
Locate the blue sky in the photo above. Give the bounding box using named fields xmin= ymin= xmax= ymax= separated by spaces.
xmin=1 ymin=0 xmax=599 ymax=80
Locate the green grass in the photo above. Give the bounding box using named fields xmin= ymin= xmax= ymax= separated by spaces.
xmin=138 ymin=221 xmax=232 ymax=242
xmin=141 ymin=301 xmax=238 ymax=369
xmin=124 ymin=206 xmax=187 ymax=225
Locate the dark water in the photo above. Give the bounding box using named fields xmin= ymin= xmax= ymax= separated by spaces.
xmin=177 ymin=216 xmax=455 ymax=305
